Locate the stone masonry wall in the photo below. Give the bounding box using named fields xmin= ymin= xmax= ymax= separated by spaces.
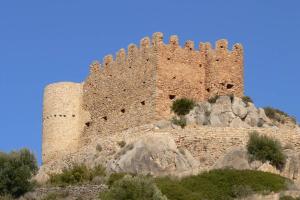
xmin=82 ymin=32 xmax=244 ymax=136
xmin=82 ymin=37 xmax=157 ymax=136
xmin=43 ymin=33 xmax=244 ymax=163
xmin=42 ymin=82 xmax=90 ymax=164
xmin=171 ymin=127 xmax=300 ymax=169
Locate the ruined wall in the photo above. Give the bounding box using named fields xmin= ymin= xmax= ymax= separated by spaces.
xmin=172 ymin=127 xmax=300 ymax=169
xmin=82 ymin=37 xmax=157 ymax=137
xmin=42 ymin=82 xmax=90 ymax=164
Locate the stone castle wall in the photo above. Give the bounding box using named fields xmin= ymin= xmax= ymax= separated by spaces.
xmin=42 ymin=82 xmax=90 ymax=164
xmin=82 ymin=32 xmax=244 ymax=136
xmin=42 ymin=33 xmax=244 ymax=163
xmin=154 ymin=33 xmax=243 ymax=118
xmin=82 ymin=36 xmax=158 ymax=137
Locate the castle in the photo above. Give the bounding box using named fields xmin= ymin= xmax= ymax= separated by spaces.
xmin=42 ymin=32 xmax=244 ymax=164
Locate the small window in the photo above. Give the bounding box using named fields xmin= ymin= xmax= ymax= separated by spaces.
xmin=121 ymin=109 xmax=125 ymax=113
xmin=227 ymin=84 xmax=234 ymax=89
xmin=169 ymin=95 xmax=176 ymax=100
xmin=141 ymin=101 xmax=145 ymax=105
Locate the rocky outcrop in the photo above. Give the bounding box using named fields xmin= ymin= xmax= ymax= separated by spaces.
xmin=186 ymin=96 xmax=272 ymax=128
xmin=213 ymin=147 xmax=251 ymax=170
xmin=214 ymin=147 xmax=300 ymax=188
xmin=107 ymin=134 xmax=199 ymax=176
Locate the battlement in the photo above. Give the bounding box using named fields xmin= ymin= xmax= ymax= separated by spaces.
xmin=88 ymin=32 xmax=243 ymax=75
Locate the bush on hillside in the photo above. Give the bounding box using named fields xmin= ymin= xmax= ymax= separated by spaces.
xmin=264 ymin=107 xmax=296 ymax=124
xmin=100 ymin=175 xmax=167 ymax=200
xmin=280 ymin=196 xmax=300 ymax=200
xmin=247 ymin=131 xmax=286 ymax=170
xmin=171 ymin=98 xmax=195 ymax=116
xmin=48 ymin=164 xmax=106 ymax=186
xmin=242 ymin=96 xmax=253 ymax=105
xmin=0 ymin=149 xmax=38 ymax=198
xmin=155 ymin=169 xmax=289 ymax=200
xmin=171 ymin=116 xmax=187 ymax=128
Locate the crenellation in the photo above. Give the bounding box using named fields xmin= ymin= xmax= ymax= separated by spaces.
xmin=184 ymin=40 xmax=195 ymax=50
xmin=169 ymin=35 xmax=179 ymax=48
xmin=103 ymin=54 xmax=114 ymax=68
xmin=127 ymin=43 xmax=139 ymax=63
xmin=152 ymin=32 xmax=164 ymax=46
xmin=215 ymin=39 xmax=228 ymax=50
xmin=140 ymin=37 xmax=151 ymax=49
xmin=89 ymin=60 xmax=101 ymax=74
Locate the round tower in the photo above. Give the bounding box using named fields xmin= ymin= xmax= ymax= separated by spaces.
xmin=42 ymin=82 xmax=87 ymax=164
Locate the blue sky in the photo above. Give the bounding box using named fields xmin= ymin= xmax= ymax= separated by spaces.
xmin=0 ymin=1 xmax=299 ymax=164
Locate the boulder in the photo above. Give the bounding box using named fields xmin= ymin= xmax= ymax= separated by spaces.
xmin=194 ymin=102 xmax=211 ymax=125
xmin=245 ymin=103 xmax=259 ymax=127
xmin=107 ymin=134 xmax=199 ymax=176
xmin=232 ymin=97 xmax=248 ymax=119
xmin=230 ymin=117 xmax=250 ymax=128
xmin=210 ymin=96 xmax=235 ymax=127
xmin=282 ymin=149 xmax=300 ymax=185
xmin=213 ymin=147 xmax=251 ymax=170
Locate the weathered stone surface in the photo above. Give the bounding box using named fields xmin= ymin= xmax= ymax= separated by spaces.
xmin=282 ymin=149 xmax=300 ymax=187
xmin=230 ymin=117 xmax=250 ymax=128
xmin=107 ymin=134 xmax=199 ymax=176
xmin=154 ymin=120 xmax=171 ymax=129
xmin=245 ymin=103 xmax=259 ymax=127
xmin=232 ymin=97 xmax=248 ymax=118
xmin=257 ymin=162 xmax=280 ymax=174
xmin=194 ymin=102 xmax=211 ymax=125
xmin=214 ymin=147 xmax=250 ymax=170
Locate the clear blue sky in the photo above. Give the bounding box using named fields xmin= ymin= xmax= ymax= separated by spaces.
xmin=0 ymin=1 xmax=299 ymax=164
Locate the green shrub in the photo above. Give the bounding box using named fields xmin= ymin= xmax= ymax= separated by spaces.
xmin=242 ymin=96 xmax=253 ymax=105
xmin=107 ymin=173 xmax=127 ymax=188
xmin=48 ymin=164 xmax=106 ymax=186
xmin=0 ymin=195 xmax=14 ymax=200
xmin=280 ymin=196 xmax=300 ymax=200
xmin=171 ymin=98 xmax=195 ymax=116
xmin=247 ymin=131 xmax=286 ymax=170
xmin=171 ymin=116 xmax=187 ymax=128
xmin=264 ymin=107 xmax=297 ymax=124
xmin=0 ymin=149 xmax=38 ymax=198
xmin=208 ymin=95 xmax=219 ymax=104
xmin=117 ymin=141 xmax=126 ymax=148
xmin=156 ymin=169 xmax=289 ymax=200
xmin=100 ymin=175 xmax=167 ymax=200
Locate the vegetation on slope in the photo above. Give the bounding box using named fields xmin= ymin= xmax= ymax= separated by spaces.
xmin=171 ymin=98 xmax=195 ymax=116
xmin=100 ymin=175 xmax=167 ymax=200
xmin=155 ymin=169 xmax=289 ymax=200
xmin=247 ymin=131 xmax=286 ymax=170
xmin=48 ymin=164 xmax=106 ymax=186
xmin=264 ymin=107 xmax=297 ymax=124
xmin=0 ymin=149 xmax=38 ymax=198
